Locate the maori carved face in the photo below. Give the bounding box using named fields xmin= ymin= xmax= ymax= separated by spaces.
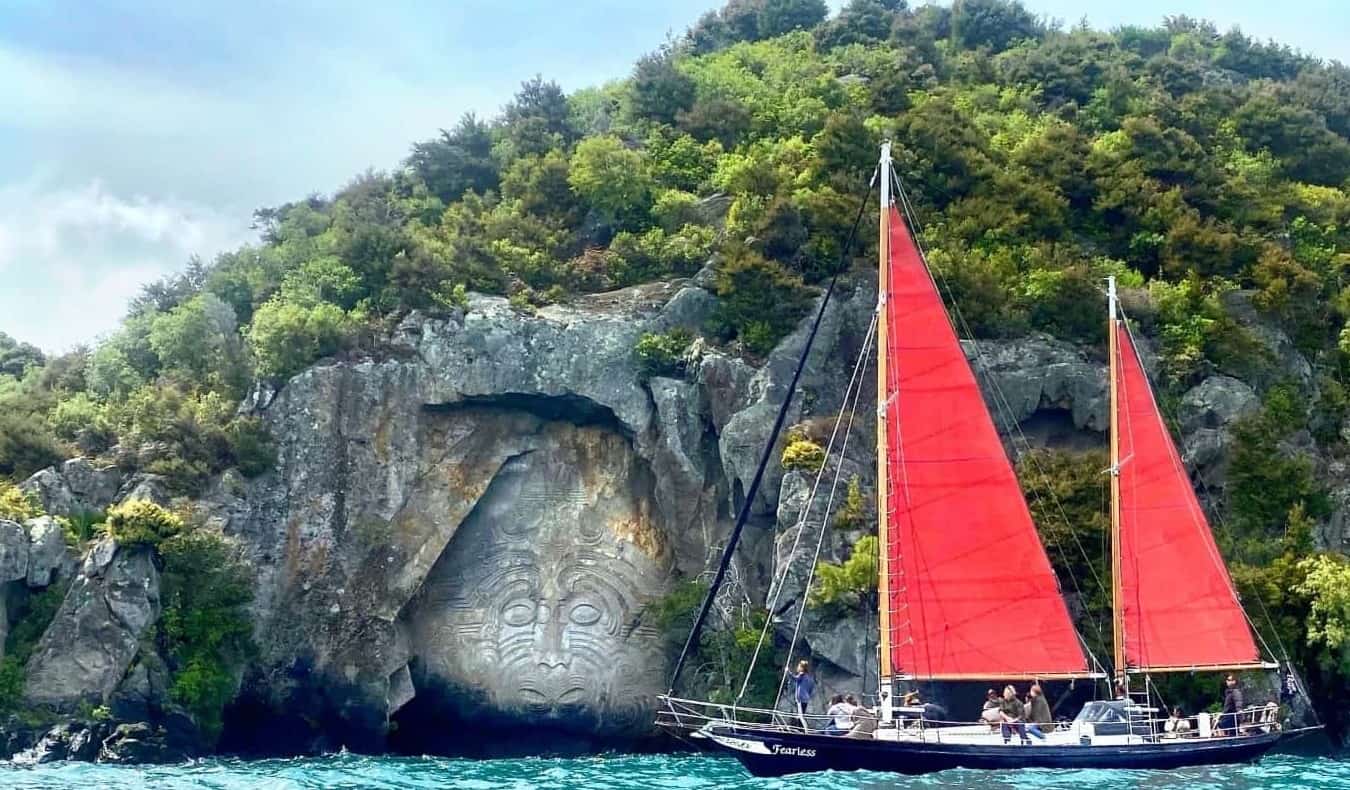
xmin=409 ymin=425 xmax=669 ymax=734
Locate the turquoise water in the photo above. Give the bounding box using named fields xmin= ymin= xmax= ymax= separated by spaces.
xmin=0 ymin=753 xmax=1345 ymax=789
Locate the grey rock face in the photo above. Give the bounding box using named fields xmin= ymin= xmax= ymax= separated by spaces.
xmin=20 ymin=459 xmax=123 ymax=518
xmin=968 ymin=334 xmax=1108 ymax=435
xmin=116 ymin=474 xmax=172 ymax=507
xmin=98 ymin=722 xmax=190 ymax=765
xmin=0 ymin=520 xmax=27 ymax=584
xmin=1179 ymin=376 xmax=1259 ymax=433
xmin=25 ymin=546 xmax=161 ymax=710
xmin=25 ymin=516 xmax=67 ymax=588
xmin=403 ymin=422 xmax=671 ymax=735
xmin=221 ymin=279 xmax=879 ymax=749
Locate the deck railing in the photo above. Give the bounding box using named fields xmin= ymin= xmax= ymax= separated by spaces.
xmin=656 ymin=695 xmax=1283 ymax=744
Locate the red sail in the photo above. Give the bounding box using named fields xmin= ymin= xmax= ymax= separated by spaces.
xmin=883 ymin=207 xmax=1087 ymax=679
xmin=1115 ymin=325 xmax=1261 ymax=670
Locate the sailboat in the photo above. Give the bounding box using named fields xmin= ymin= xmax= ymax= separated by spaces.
xmin=656 ymin=143 xmax=1307 ymax=776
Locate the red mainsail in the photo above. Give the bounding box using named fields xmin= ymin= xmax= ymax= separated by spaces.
xmin=1115 ymin=325 xmax=1261 ymax=671
xmin=882 ymin=206 xmax=1087 ymax=678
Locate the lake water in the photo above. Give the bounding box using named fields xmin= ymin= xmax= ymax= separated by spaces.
xmin=0 ymin=753 xmax=1345 ymax=789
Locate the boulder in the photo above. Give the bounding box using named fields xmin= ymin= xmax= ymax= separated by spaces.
xmin=19 ymin=459 xmax=123 ymax=518
xmin=59 ymin=459 xmax=123 ymax=510
xmin=0 ymin=519 xmax=27 ymax=583
xmin=25 ymin=516 xmax=67 ymax=588
xmin=1178 ymin=375 xmax=1259 ymax=433
xmin=116 ymin=474 xmax=172 ymax=507
xmin=98 ymin=722 xmax=189 ymax=765
xmin=967 ymin=335 xmax=1108 ymax=434
xmin=19 ymin=468 xmax=76 ymax=518
xmin=10 ymin=721 xmax=110 ymax=765
xmin=24 ymin=546 xmax=161 ymax=710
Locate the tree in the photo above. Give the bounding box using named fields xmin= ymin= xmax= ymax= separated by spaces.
xmin=500 ymin=150 xmax=577 ymax=221
xmin=757 ymin=0 xmax=828 ymax=38
xmin=815 ymin=0 xmax=893 ymax=49
xmin=713 ymin=250 xmax=813 ymax=354
xmin=568 ymin=136 xmax=654 ymax=228
xmin=630 ymin=49 xmax=696 ymax=125
xmin=247 ymin=297 xmax=356 ymax=380
xmin=502 ymin=76 xmax=574 ymax=156
xmin=406 ymin=114 xmax=499 ymax=203
xmin=148 ymin=293 xmax=249 ymax=395
xmin=950 ymin=0 xmax=1043 ymax=53
xmin=0 ymin=333 xmax=44 ymax=379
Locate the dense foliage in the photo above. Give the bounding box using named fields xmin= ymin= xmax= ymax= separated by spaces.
xmin=157 ymin=521 xmax=256 ymax=742
xmin=103 ymin=499 xmax=183 ymax=549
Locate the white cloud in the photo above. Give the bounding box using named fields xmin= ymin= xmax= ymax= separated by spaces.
xmin=0 ymin=178 xmax=250 ymax=353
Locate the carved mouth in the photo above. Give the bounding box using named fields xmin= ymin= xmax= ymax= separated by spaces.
xmin=516 ymin=685 xmax=589 ymax=711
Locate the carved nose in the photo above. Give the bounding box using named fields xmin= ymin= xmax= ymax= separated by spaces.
xmin=538 ymin=603 xmax=570 ymax=669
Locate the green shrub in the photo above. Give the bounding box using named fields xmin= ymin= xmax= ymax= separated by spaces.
xmin=48 ymin=393 xmax=116 ymax=451
xmin=247 ymin=297 xmax=356 ymax=381
xmin=810 ymin=535 xmax=878 ymax=615
xmin=713 ymin=251 xmax=812 ymax=355
xmin=225 ymin=417 xmax=277 ymax=478
xmin=63 ymin=509 xmax=105 ymax=546
xmin=0 ymin=410 xmax=61 ymax=481
xmin=0 ymin=579 xmax=72 ymax=712
xmin=833 ymin=476 xmax=867 ymax=531
xmin=0 ymin=481 xmax=43 ymax=522
xmin=104 ymin=500 xmax=183 ymax=549
xmin=780 ymin=438 xmax=825 ymax=472
xmin=634 ymin=329 xmax=694 ymax=379
xmin=158 ymin=524 xmax=255 ymax=743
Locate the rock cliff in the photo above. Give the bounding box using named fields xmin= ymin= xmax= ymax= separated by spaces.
xmin=6 ymin=273 xmax=1336 ymax=758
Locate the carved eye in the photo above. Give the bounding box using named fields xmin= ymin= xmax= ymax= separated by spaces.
xmin=503 ymin=602 xmax=536 ymax=627
xmin=569 ymin=602 xmax=602 ymax=626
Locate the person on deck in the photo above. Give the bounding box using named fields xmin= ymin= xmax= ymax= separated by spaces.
xmin=1164 ymin=707 xmax=1192 ymax=738
xmin=981 ymin=689 xmax=1002 ymax=727
xmin=1025 ymin=683 xmax=1052 ymax=740
xmin=825 ymin=694 xmax=852 ymax=735
xmin=791 ymin=660 xmax=816 ymax=731
xmin=1220 ymin=674 xmax=1244 ymax=735
xmin=999 ymin=685 xmax=1029 ymax=744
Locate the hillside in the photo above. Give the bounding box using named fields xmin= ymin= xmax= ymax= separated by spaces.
xmin=2 ymin=0 xmax=1350 ymax=759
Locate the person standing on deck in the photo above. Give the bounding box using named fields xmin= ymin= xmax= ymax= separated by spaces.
xmin=791 ymin=660 xmax=816 ymax=731
xmin=1221 ymin=674 xmax=1244 ymax=735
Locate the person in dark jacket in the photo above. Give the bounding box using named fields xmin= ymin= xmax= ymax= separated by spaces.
xmin=1025 ymin=683 xmax=1052 ymax=740
xmin=999 ymin=685 xmax=1028 ymax=744
xmin=791 ymin=660 xmax=815 ymax=731
xmin=1220 ymin=674 xmax=1244 ymax=735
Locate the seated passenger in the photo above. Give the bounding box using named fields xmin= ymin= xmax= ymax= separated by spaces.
xmin=981 ymin=689 xmax=1002 ymax=727
xmin=824 ymin=694 xmax=852 ymax=736
xmin=1163 ymin=706 xmax=1192 ymax=738
xmin=845 ymin=699 xmax=878 ymax=739
xmin=1000 ymin=685 xmax=1029 ymax=745
xmin=1025 ymin=684 xmax=1051 ymax=740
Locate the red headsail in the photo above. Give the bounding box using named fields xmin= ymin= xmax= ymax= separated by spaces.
xmin=1115 ymin=325 xmax=1261 ymax=670
xmin=882 ymin=207 xmax=1087 ymax=678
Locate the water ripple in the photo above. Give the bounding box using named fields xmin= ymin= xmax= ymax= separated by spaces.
xmin=0 ymin=753 xmax=1343 ymax=789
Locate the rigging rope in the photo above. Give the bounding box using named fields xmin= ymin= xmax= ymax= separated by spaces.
xmin=735 ymin=311 xmax=876 ymax=705
xmin=665 ymin=167 xmax=878 ymax=696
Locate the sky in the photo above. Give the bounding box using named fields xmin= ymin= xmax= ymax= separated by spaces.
xmin=1 ymin=0 xmax=1346 ymax=353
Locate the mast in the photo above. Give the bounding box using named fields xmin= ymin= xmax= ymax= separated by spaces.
xmin=1108 ymin=275 xmax=1126 ymax=692
xmin=876 ymin=141 xmax=894 ymax=723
